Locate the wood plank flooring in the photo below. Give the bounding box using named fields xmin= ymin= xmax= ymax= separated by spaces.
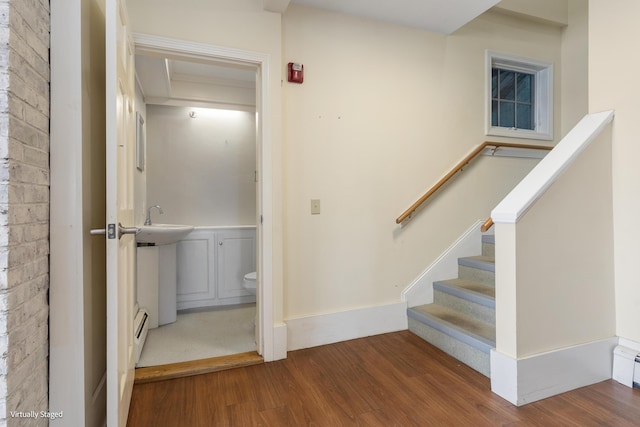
xmin=127 ymin=331 xmax=640 ymax=426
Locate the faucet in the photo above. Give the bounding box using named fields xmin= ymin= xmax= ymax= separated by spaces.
xmin=145 ymin=205 xmax=164 ymax=225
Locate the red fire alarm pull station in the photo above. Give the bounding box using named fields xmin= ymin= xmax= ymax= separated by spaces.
xmin=288 ymin=62 xmax=304 ymax=83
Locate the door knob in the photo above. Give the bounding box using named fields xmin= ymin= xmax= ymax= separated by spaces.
xmin=90 ymin=223 xmax=139 ymax=239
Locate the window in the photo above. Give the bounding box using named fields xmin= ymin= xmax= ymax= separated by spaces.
xmin=486 ymin=51 xmax=553 ymax=141
xmin=492 ymin=69 xmax=534 ymax=130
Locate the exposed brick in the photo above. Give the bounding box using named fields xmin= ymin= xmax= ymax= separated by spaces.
xmin=7 ymin=161 xmax=48 ymax=186
xmin=0 ymin=0 xmax=50 ymax=422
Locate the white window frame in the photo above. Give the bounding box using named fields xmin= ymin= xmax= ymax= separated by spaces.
xmin=486 ymin=50 xmax=554 ymax=141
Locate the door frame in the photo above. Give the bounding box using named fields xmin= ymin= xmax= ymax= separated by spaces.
xmin=133 ymin=33 xmax=275 ymax=360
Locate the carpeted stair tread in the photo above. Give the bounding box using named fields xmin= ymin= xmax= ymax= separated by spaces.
xmin=408 ymin=304 xmax=495 ymax=353
xmin=433 ymin=279 xmax=495 ymax=306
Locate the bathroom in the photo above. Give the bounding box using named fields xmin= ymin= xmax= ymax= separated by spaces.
xmin=133 ymin=54 xmax=259 ymax=367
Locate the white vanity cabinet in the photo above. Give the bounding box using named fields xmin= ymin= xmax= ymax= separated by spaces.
xmin=176 ymin=226 xmax=256 ymax=310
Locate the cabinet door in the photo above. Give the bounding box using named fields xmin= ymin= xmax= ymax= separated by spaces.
xmin=177 ymin=230 xmax=217 ymax=304
xmin=217 ymin=229 xmax=256 ymax=299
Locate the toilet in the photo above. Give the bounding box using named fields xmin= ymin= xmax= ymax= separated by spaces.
xmin=243 ymin=271 xmax=257 ymax=295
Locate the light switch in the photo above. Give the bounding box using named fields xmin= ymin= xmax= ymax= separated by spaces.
xmin=311 ymin=199 xmax=321 ymax=215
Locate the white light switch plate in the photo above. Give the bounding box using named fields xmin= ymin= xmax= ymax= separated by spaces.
xmin=311 ymin=199 xmax=320 ymax=214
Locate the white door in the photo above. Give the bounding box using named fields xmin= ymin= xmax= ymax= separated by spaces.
xmin=106 ymin=0 xmax=137 ymax=425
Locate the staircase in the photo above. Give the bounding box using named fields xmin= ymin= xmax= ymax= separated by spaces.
xmin=408 ymin=234 xmax=495 ymax=377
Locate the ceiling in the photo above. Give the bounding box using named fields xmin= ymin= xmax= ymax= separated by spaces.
xmin=288 ymin=0 xmax=501 ymax=34
xmin=135 ymin=55 xmax=256 ymax=108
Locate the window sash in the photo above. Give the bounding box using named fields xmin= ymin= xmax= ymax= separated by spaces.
xmin=492 ymin=68 xmax=535 ymax=130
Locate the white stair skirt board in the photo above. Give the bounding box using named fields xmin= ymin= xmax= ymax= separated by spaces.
xmin=285 ymin=302 xmax=408 ymax=351
xmin=402 ymin=220 xmax=484 ymax=308
xmin=490 ymin=337 xmax=618 ymax=406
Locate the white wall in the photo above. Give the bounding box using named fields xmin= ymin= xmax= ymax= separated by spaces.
xmin=281 ymin=5 xmax=567 ymax=319
xmin=589 ymin=0 xmax=640 ymax=344
xmin=145 ymin=105 xmax=257 ymax=226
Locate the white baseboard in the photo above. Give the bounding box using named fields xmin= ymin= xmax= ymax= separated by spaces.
xmin=618 ymin=337 xmax=640 ymax=352
xmin=402 ymin=220 xmax=483 ymax=307
xmin=272 ymin=322 xmax=288 ymax=361
xmin=285 ymin=302 xmax=408 ymax=351
xmin=491 ymin=337 xmax=618 ymax=406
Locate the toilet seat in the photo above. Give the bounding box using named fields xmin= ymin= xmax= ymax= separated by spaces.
xmin=243 ymin=271 xmax=257 ymax=294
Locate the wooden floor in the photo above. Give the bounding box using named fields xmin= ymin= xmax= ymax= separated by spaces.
xmin=127 ymin=331 xmax=640 ymax=426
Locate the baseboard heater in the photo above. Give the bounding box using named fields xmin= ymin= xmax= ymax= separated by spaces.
xmin=134 ymin=308 xmax=150 ymax=365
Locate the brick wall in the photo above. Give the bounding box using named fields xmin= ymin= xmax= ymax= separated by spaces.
xmin=0 ymin=0 xmax=50 ymax=426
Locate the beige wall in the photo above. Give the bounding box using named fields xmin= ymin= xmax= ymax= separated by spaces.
xmin=127 ymin=1 xmax=589 ymax=327
xmin=282 ymin=5 xmax=566 ymax=318
xmin=495 ymin=0 xmax=568 ymax=26
xmin=589 ymin=0 xmax=640 ymax=344
xmin=561 ymin=0 xmax=588 ymax=135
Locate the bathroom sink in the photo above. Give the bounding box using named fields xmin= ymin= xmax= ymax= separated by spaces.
xmin=136 ymin=224 xmax=194 ymax=245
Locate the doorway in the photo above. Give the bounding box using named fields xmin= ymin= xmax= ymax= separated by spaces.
xmin=133 ymin=33 xmax=274 ymax=364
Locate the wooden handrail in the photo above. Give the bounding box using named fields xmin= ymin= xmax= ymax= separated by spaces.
xmin=395 ymin=141 xmax=553 ymax=224
xmin=481 ymin=217 xmax=494 ymax=232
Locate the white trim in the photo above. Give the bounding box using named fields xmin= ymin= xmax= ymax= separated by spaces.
xmin=618 ymin=337 xmax=640 ymax=351
xmin=402 ymin=220 xmax=484 ymax=307
xmin=272 ymin=323 xmax=288 ymax=360
xmin=49 ymin=0 xmax=87 ymax=425
xmin=480 ymin=146 xmax=549 ymax=160
xmin=485 ymin=50 xmax=554 ymax=141
xmin=490 ymin=337 xmax=617 ymax=406
xmin=491 ymin=110 xmax=614 ymax=224
xmin=285 ymin=303 xmax=408 ymax=351
xmin=132 ymin=33 xmax=281 ymax=361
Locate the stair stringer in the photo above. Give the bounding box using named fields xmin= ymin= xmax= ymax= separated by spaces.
xmin=402 ymin=219 xmax=485 ymax=308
